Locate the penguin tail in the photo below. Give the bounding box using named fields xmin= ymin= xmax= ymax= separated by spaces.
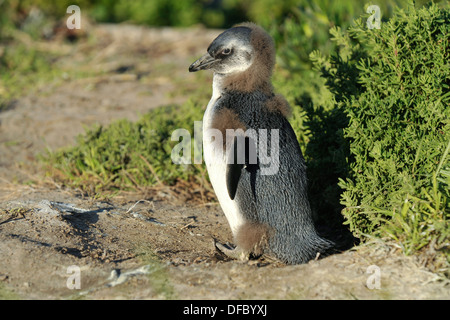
xmin=269 ymin=232 xmax=335 ymax=265
xmin=309 ymin=235 xmax=336 ymax=260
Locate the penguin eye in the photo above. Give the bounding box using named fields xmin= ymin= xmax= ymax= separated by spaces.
xmin=222 ymin=48 xmax=232 ymax=55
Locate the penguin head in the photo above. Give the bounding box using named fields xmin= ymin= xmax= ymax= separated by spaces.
xmin=189 ymin=23 xmax=275 ymax=87
xmin=189 ymin=26 xmax=254 ymax=74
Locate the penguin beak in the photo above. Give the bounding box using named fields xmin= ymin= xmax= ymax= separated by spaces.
xmin=189 ymin=53 xmax=216 ymax=72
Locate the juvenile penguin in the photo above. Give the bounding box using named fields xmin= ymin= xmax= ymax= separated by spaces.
xmin=189 ymin=23 xmax=333 ymax=264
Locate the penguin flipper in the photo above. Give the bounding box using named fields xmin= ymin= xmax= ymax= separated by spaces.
xmin=226 ymin=164 xmax=242 ymax=200
xmin=226 ymin=135 xmax=258 ymax=200
xmin=226 ymin=136 xmax=244 ymax=200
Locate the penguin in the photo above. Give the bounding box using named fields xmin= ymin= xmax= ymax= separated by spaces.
xmin=189 ymin=22 xmax=333 ymax=264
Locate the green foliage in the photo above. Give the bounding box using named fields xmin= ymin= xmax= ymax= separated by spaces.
xmin=312 ymin=3 xmax=449 ymax=258
xmin=2 ymin=0 xmax=246 ymax=28
xmin=270 ymin=0 xmax=412 ymax=72
xmin=0 ymin=0 xmax=418 ymax=30
xmin=381 ymin=141 xmax=449 ymax=259
xmin=43 ymin=101 xmax=206 ymax=192
xmin=91 ymin=0 xmax=203 ymax=27
xmin=0 ymin=43 xmax=57 ymax=109
xmin=271 ymin=0 xmax=411 ymax=221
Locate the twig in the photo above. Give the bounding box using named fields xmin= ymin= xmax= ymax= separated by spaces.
xmin=126 ymin=199 xmax=155 ymax=214
xmin=180 ymin=220 xmax=195 ymax=230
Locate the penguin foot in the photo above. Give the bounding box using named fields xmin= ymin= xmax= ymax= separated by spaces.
xmin=214 ymin=240 xmax=249 ymax=262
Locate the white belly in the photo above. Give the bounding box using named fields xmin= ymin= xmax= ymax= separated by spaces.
xmin=203 ymin=94 xmax=245 ymax=236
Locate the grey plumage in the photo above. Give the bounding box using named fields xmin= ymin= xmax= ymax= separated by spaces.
xmin=221 ymin=91 xmax=332 ymax=263
xmin=189 ymin=23 xmax=333 ymax=264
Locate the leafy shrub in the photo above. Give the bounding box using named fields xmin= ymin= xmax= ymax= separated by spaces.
xmin=312 ymin=2 xmax=449 ymax=259
xmin=43 ymin=101 xmax=206 ymax=192
xmin=270 ymin=0 xmax=409 ymax=222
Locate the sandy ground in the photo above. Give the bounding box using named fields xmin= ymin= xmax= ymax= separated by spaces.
xmin=0 ymin=23 xmax=448 ymax=300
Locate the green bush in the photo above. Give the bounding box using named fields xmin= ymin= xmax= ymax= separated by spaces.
xmin=270 ymin=0 xmax=410 ymax=222
xmin=271 ymin=1 xmax=398 ymax=71
xmin=43 ymin=101 xmax=206 ymax=192
xmin=312 ymin=2 xmax=449 ymax=259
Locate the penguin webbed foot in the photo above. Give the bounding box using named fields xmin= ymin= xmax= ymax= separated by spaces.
xmin=214 ymin=240 xmax=250 ymax=262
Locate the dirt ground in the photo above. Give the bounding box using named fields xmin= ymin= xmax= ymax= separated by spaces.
xmin=0 ymin=23 xmax=448 ymax=300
